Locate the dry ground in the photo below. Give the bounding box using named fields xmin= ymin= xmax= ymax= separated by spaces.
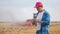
xmin=0 ymin=22 xmax=60 ymax=34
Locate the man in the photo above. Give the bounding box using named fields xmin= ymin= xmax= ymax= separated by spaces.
xmin=34 ymin=2 xmax=50 ymax=34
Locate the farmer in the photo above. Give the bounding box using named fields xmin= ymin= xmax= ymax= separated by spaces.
xmin=34 ymin=2 xmax=50 ymax=34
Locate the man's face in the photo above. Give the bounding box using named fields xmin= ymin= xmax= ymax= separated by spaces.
xmin=36 ymin=7 xmax=43 ymax=12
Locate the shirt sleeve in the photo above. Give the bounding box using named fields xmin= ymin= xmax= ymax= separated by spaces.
xmin=41 ymin=13 xmax=50 ymax=26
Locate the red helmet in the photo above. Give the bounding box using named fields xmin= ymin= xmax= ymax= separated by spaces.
xmin=34 ymin=2 xmax=43 ymax=8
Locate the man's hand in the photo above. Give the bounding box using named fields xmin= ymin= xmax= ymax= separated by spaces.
xmin=36 ymin=19 xmax=42 ymax=23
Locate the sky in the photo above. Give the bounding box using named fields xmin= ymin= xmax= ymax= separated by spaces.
xmin=0 ymin=0 xmax=60 ymax=22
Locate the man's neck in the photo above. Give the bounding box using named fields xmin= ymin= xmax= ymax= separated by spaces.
xmin=39 ymin=9 xmax=44 ymax=13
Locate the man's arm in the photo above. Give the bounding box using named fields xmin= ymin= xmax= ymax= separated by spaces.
xmin=41 ymin=13 xmax=50 ymax=25
xmin=36 ymin=13 xmax=50 ymax=25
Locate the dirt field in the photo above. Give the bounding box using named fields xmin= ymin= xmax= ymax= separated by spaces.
xmin=0 ymin=22 xmax=60 ymax=34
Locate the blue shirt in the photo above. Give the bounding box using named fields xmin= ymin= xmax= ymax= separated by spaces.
xmin=36 ymin=10 xmax=50 ymax=34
